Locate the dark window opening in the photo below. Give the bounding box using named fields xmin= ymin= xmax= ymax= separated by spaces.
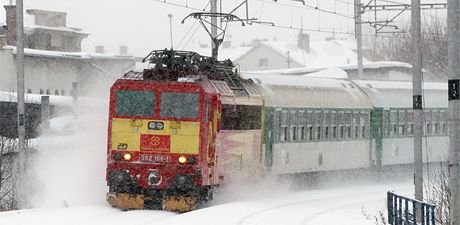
xmin=221 ymin=104 xmax=262 ymax=130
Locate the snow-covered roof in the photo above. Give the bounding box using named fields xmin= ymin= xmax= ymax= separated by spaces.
xmin=219 ymin=45 xmax=253 ymax=61
xmin=237 ymin=40 xmax=370 ymax=68
xmin=262 ymin=61 xmax=411 ymax=76
xmin=243 ymin=73 xmax=373 ymax=108
xmin=25 ymin=24 xmax=88 ymax=35
xmin=0 ymin=91 xmax=105 ymax=106
xmin=354 ymin=80 xmax=448 ymax=108
xmin=2 ymin=45 xmax=136 ymax=60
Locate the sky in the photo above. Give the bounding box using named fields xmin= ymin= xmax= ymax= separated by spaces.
xmin=0 ymin=0 xmax=446 ymax=57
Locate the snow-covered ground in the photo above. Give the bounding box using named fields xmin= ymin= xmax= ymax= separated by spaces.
xmin=0 ymin=182 xmax=412 ymax=225
xmin=0 ymin=90 xmax=415 ymax=225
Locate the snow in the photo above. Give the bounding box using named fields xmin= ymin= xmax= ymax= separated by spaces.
xmin=219 ymin=45 xmax=253 ymax=61
xmin=261 ymin=40 xmax=371 ymax=68
xmin=25 ymin=24 xmax=88 ymax=35
xmin=243 ymin=73 xmax=351 ymax=88
xmin=302 ymin=67 xmax=349 ymax=79
xmin=354 ymin=80 xmax=447 ymax=90
xmin=2 ymin=45 xmax=134 ymax=59
xmin=0 ymin=182 xmax=413 ymax=225
xmin=249 ymin=61 xmax=412 ymax=76
xmin=0 ymin=91 xmax=104 ymax=106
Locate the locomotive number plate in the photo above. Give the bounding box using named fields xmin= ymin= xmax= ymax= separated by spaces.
xmin=139 ymin=153 xmax=171 ymax=163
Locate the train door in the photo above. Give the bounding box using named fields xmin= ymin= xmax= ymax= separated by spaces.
xmin=263 ymin=108 xmax=274 ymax=168
xmin=370 ymin=108 xmax=384 ymax=166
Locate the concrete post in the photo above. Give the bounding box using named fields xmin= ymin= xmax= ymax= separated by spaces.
xmin=15 ymin=0 xmax=27 ymax=208
xmin=448 ymin=0 xmax=460 ymax=224
xmin=40 ymin=96 xmax=50 ymax=135
xmin=411 ymin=0 xmax=423 ymax=202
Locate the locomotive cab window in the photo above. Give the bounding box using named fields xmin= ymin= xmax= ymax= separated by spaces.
xmin=160 ymin=92 xmax=199 ymax=119
xmin=116 ymin=90 xmax=155 ymax=116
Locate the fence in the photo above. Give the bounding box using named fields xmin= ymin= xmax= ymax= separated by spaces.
xmin=387 ymin=191 xmax=436 ymax=225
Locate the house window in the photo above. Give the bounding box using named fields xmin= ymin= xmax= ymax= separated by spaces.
xmin=55 ymin=89 xmax=60 ymax=95
xmin=61 ymin=90 xmax=66 ymax=96
xmin=258 ymin=58 xmax=268 ymax=69
xmin=46 ymin=89 xmax=51 ymax=95
xmin=27 ymin=89 xmax=32 ymax=94
xmin=39 ymin=89 xmax=44 ymax=94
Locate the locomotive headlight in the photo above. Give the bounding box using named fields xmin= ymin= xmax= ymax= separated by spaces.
xmin=148 ymin=122 xmax=156 ymax=129
xmin=123 ymin=153 xmax=132 ymax=161
xmin=178 ymin=156 xmax=187 ymax=164
xmin=156 ymin=122 xmax=164 ymax=130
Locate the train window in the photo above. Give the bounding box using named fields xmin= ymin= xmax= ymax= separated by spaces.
xmin=205 ymin=98 xmax=210 ymax=122
xmin=407 ymin=110 xmax=414 ymax=136
xmin=221 ymin=104 xmax=262 ymax=130
xmin=315 ymin=111 xmax=322 ymax=141
xmin=298 ymin=111 xmax=306 ymax=141
xmin=390 ymin=110 xmax=397 ymax=137
xmin=308 ymin=126 xmax=313 ymax=141
xmin=440 ymin=110 xmax=447 ymax=135
xmin=291 ymin=126 xmax=297 ymax=141
xmin=345 ymin=112 xmax=352 ymax=139
xmin=160 ymin=92 xmax=199 ymax=119
xmin=353 ymin=112 xmax=360 ymax=139
xmin=432 ymin=110 xmax=440 ymax=135
xmin=299 ymin=126 xmax=305 ymax=141
xmin=282 ymin=127 xmax=288 ymax=142
xmin=317 ymin=126 xmax=321 ymax=141
xmin=324 ymin=111 xmax=330 ymax=140
xmin=116 ymin=90 xmax=155 ymax=116
xmin=424 ymin=110 xmax=432 ymax=135
xmin=275 ymin=110 xmax=282 ymax=142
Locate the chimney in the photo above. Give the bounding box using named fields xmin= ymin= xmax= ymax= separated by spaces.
xmin=95 ymin=45 xmax=105 ymax=54
xmin=4 ymin=5 xmax=16 ymax=45
xmin=297 ymin=31 xmax=310 ymax=53
xmin=119 ymin=45 xmax=128 ymax=55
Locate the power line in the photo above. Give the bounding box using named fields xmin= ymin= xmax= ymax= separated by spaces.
xmin=258 ymin=0 xmax=356 ymax=19
xmin=151 ymin=0 xmax=207 ymax=11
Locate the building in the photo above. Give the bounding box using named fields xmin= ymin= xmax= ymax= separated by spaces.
xmin=0 ymin=5 xmax=137 ymax=96
xmin=2 ymin=6 xmax=88 ymax=52
xmin=214 ymin=31 xmax=372 ymax=71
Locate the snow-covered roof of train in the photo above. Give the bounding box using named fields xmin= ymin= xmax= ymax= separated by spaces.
xmin=242 ymin=73 xmax=373 ymax=109
xmin=354 ymin=80 xmax=448 ymax=108
xmin=247 ymin=61 xmax=412 ymax=75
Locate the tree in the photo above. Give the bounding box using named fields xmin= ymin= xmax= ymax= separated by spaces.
xmin=0 ymin=136 xmax=18 ymax=211
xmin=371 ymin=16 xmax=447 ymax=80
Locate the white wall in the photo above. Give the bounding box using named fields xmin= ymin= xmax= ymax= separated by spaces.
xmin=0 ymin=49 xmax=136 ymax=97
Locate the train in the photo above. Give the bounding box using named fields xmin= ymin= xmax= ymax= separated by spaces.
xmin=105 ymin=50 xmax=448 ymax=212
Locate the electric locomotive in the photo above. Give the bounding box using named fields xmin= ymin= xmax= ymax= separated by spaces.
xmin=106 ymin=50 xmax=262 ymax=212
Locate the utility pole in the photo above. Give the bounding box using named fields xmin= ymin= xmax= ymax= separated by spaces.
xmin=15 ymin=0 xmax=26 ymax=208
xmin=448 ymin=0 xmax=460 ymax=223
xmin=411 ymin=0 xmax=423 ymax=202
xmin=168 ymin=14 xmax=173 ymax=49
xmin=210 ymin=0 xmax=218 ymax=59
xmin=354 ymin=0 xmax=364 ymax=78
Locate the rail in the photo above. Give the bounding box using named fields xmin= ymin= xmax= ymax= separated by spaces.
xmin=387 ymin=191 xmax=436 ymax=225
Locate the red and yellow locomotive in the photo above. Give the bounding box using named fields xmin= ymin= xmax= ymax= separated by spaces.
xmin=106 ymin=50 xmax=264 ymax=211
